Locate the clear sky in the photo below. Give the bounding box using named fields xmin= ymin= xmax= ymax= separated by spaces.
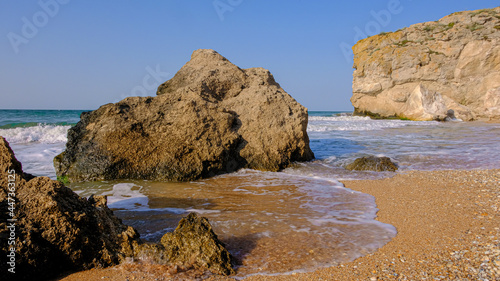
xmin=1 ymin=1 xmax=498 ymax=111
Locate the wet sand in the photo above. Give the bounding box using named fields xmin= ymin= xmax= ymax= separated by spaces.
xmin=56 ymin=169 xmax=500 ymax=280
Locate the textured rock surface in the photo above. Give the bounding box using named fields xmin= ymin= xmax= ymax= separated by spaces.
xmin=55 ymin=49 xmax=313 ymax=182
xmin=1 ymin=137 xmax=235 ymax=279
xmin=0 ymin=137 xmax=140 ymax=281
xmin=131 ymin=213 xmax=234 ymax=276
xmin=351 ymin=7 xmax=500 ymax=121
xmin=160 ymin=212 xmax=234 ymax=276
xmin=345 ymin=156 xmax=398 ymax=172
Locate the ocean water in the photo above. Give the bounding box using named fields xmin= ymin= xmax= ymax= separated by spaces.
xmin=1 ymin=109 xmax=500 ymax=276
xmin=0 ymin=110 xmax=84 ymax=177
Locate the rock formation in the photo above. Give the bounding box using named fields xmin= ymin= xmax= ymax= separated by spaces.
xmin=131 ymin=213 xmax=234 ymax=276
xmin=345 ymin=156 xmax=398 ymax=172
xmin=0 ymin=137 xmax=140 ymax=280
xmin=55 ymin=49 xmax=314 ymax=182
xmin=351 ymin=7 xmax=500 ymax=121
xmin=1 ymin=137 xmax=235 ymax=280
xmin=160 ymin=213 xmax=234 ymax=276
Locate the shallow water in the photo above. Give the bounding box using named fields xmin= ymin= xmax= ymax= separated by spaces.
xmin=70 ymin=170 xmax=396 ymax=276
xmin=306 ymin=116 xmax=500 ymax=180
xmin=2 ymin=110 xmax=500 ymax=276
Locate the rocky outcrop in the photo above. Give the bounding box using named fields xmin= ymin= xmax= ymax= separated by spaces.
xmin=1 ymin=137 xmax=235 ymax=280
xmin=351 ymin=7 xmax=500 ymax=121
xmin=132 ymin=213 xmax=234 ymax=276
xmin=55 ymin=49 xmax=314 ymax=182
xmin=345 ymin=156 xmax=398 ymax=172
xmin=160 ymin=213 xmax=234 ymax=275
xmin=0 ymin=137 xmax=140 ymax=281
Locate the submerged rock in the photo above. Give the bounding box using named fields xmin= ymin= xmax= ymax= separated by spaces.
xmin=346 ymin=156 xmax=398 ymax=172
xmin=0 ymin=137 xmax=140 ymax=281
xmin=351 ymin=7 xmax=500 ymax=121
xmin=54 ymin=49 xmax=314 ymax=182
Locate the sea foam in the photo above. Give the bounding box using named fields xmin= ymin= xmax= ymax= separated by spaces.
xmin=106 ymin=183 xmax=149 ymax=210
xmin=0 ymin=124 xmax=70 ymax=144
xmin=308 ymin=116 xmax=438 ymax=132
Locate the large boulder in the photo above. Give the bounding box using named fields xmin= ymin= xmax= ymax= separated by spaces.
xmin=351 ymin=7 xmax=500 ymax=121
xmin=0 ymin=137 xmax=140 ymax=281
xmin=55 ymin=49 xmax=314 ymax=182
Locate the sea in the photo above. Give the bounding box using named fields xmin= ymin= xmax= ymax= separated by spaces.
xmin=1 ymin=109 xmax=500 ymax=277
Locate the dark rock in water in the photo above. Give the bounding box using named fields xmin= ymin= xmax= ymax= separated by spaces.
xmin=54 ymin=49 xmax=314 ymax=182
xmin=346 ymin=156 xmax=398 ymax=172
xmin=161 ymin=213 xmax=234 ymax=276
xmin=0 ymin=137 xmax=140 ymax=281
xmin=133 ymin=213 xmax=234 ymax=276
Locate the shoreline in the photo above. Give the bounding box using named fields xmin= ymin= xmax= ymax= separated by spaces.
xmin=56 ymin=169 xmax=500 ymax=280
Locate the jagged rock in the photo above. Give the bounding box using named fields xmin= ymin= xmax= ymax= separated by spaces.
xmin=133 ymin=213 xmax=234 ymax=276
xmin=1 ymin=137 xmax=236 ymax=280
xmin=55 ymin=49 xmax=314 ymax=182
xmin=161 ymin=213 xmax=234 ymax=276
xmin=346 ymin=156 xmax=398 ymax=172
xmin=0 ymin=137 xmax=140 ymax=281
xmin=351 ymin=7 xmax=500 ymax=121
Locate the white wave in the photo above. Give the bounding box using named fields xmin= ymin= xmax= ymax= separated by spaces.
xmin=0 ymin=125 xmax=70 ymax=144
xmin=309 ymin=116 xmax=372 ymax=121
xmin=104 ymin=183 xmax=190 ymax=213
xmin=186 ymin=208 xmax=221 ymax=214
xmin=308 ymin=117 xmax=439 ymax=132
xmin=308 ymin=123 xmax=401 ymax=132
xmin=106 ymin=183 xmax=149 ymax=210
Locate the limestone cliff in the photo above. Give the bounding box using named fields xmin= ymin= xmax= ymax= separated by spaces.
xmin=351 ymin=7 xmax=500 ymax=121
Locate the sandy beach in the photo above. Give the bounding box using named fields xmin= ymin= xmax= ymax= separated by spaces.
xmin=4 ymin=3 xmax=500 ymax=281
xmin=55 ymin=169 xmax=500 ymax=281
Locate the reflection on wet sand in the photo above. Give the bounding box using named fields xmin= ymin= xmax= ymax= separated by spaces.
xmin=70 ymin=170 xmax=396 ymax=277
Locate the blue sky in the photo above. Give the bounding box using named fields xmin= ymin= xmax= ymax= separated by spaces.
xmin=1 ymin=1 xmax=498 ymax=111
